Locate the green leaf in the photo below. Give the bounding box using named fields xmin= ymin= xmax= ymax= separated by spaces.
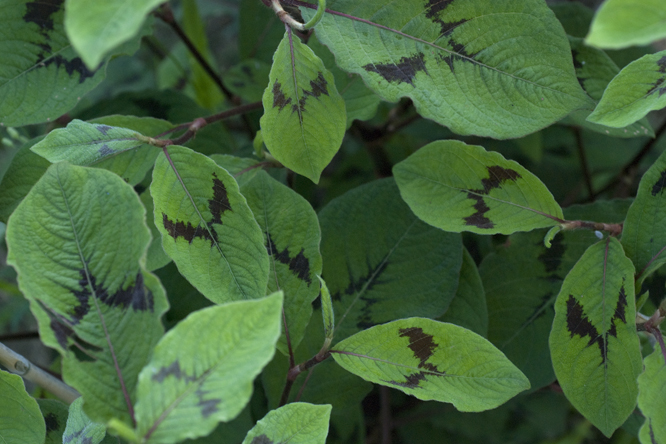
xmin=638 ymin=348 xmax=666 ymax=444
xmin=6 ymin=163 xmax=168 ymax=423
xmin=240 ymin=170 xmax=322 ymax=354
xmin=140 ymin=190 xmax=171 ymax=272
xmin=439 ymin=247 xmax=487 ymax=337
xmin=550 ymin=2 xmax=594 ymax=38
xmin=320 ymin=276 xmax=335 ymax=340
xmin=549 ymin=237 xmax=642 ymax=437
xmin=0 ymin=370 xmax=45 ymax=444
xmin=151 ymin=146 xmax=269 ymax=303
xmin=622 ymin=148 xmax=666 ymax=284
xmin=260 ymin=30 xmax=346 ymax=183
xmin=301 ymin=0 xmax=591 ymax=139
xmin=38 ymin=399 xmax=69 ymax=444
xmin=0 ymin=0 xmax=107 ymax=126
xmin=331 ymin=318 xmax=530 ymax=411
xmin=224 ymin=59 xmax=271 ymax=103
xmin=134 ymin=292 xmax=283 ymax=444
xmin=64 ymin=0 xmax=162 ymax=69
xmin=587 ymin=50 xmax=666 ymax=128
xmin=586 ymin=0 xmax=666 ymax=49
xmin=242 ymin=403 xmax=332 ymax=444
xmin=319 ymin=178 xmax=462 ymax=340
xmin=394 ymin=140 xmax=563 ymax=235
xmin=63 ymin=397 xmax=111 ymax=444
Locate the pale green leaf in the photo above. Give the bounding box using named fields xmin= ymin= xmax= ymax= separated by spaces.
xmin=260 ymin=30 xmax=346 ymax=183
xmin=240 ymin=170 xmax=322 ymax=354
xmin=63 ymin=397 xmax=110 ymax=444
xmin=320 ymin=276 xmax=335 ymax=340
xmin=622 ymin=148 xmax=666 ymax=284
xmin=394 ymin=140 xmax=563 ymax=235
xmin=242 ymin=403 xmax=332 ymax=444
xmin=549 ymin=238 xmax=642 ymax=437
xmin=319 ymin=178 xmax=462 ymax=341
xmin=151 ymin=146 xmax=269 ymax=303
xmin=0 ymin=370 xmax=45 ymax=444
xmin=301 ymin=0 xmax=591 ymax=139
xmin=638 ymin=348 xmax=666 ymax=444
xmin=38 ymin=399 xmax=68 ymax=444
xmin=587 ymin=51 xmax=666 ymax=128
xmin=586 ymin=0 xmax=666 ymax=49
xmin=332 ymin=318 xmax=530 ymax=411
xmin=64 ymin=0 xmax=163 ymax=69
xmin=6 ymin=163 xmax=168 ymax=423
xmin=135 ymin=293 xmax=283 ymax=444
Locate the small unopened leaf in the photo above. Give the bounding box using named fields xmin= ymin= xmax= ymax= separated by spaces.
xmin=332 ymin=318 xmax=529 ymax=411
xmin=637 ymin=348 xmax=666 ymax=444
xmin=151 ymin=146 xmax=269 ymax=303
xmin=260 ymin=30 xmax=346 ymax=183
xmin=242 ymin=403 xmax=332 ymax=444
xmin=63 ymin=398 xmax=110 ymax=444
xmin=549 ymin=238 xmax=642 ymax=437
xmin=0 ymin=371 xmax=45 ymax=444
xmin=587 ymin=51 xmax=666 ymax=128
xmin=586 ymin=0 xmax=666 ymax=49
xmin=320 ymin=276 xmax=335 ymax=340
xmin=135 ymin=293 xmax=283 ymax=444
xmin=394 ymin=140 xmax=563 ymax=234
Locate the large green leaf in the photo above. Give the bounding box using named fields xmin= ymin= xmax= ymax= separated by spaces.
xmin=63 ymin=397 xmax=113 ymax=444
xmin=0 ymin=1 xmax=105 ymax=126
xmin=242 ymin=403 xmax=332 ymax=444
xmin=151 ymin=146 xmax=269 ymax=303
xmin=260 ymin=30 xmax=346 ymax=183
xmin=394 ymin=140 xmax=563 ymax=235
xmin=0 ymin=370 xmax=45 ymax=444
xmin=6 ymin=163 xmax=168 ymax=424
xmin=319 ymin=178 xmax=462 ymax=340
xmin=638 ymin=348 xmax=666 ymax=444
xmin=331 ymin=318 xmax=530 ymax=411
xmin=549 ymin=237 xmax=642 ymax=437
xmin=240 ymin=171 xmax=322 ymax=354
xmin=134 ymin=293 xmax=283 ymax=444
xmin=301 ymin=0 xmax=591 ymax=139
xmin=64 ymin=0 xmax=162 ymax=69
xmin=587 ymin=50 xmax=666 ymax=128
xmin=586 ymin=0 xmax=666 ymax=49
xmin=622 ymin=148 xmax=666 ymax=284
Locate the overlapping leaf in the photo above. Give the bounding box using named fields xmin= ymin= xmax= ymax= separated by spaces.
xmin=242 ymin=403 xmax=332 ymax=444
xmin=587 ymin=50 xmax=666 ymax=128
xmin=260 ymin=30 xmax=346 ymax=183
xmin=0 ymin=371 xmax=45 ymax=444
xmin=320 ymin=276 xmax=335 ymax=340
xmin=240 ymin=170 xmax=322 ymax=354
xmin=151 ymin=146 xmax=269 ymax=303
xmin=638 ymin=348 xmax=666 ymax=444
xmin=38 ymin=399 xmax=68 ymax=444
xmin=319 ymin=178 xmax=462 ymax=341
xmin=549 ymin=238 xmax=642 ymax=437
xmin=586 ymin=0 xmax=666 ymax=49
xmin=331 ymin=318 xmax=530 ymax=411
xmin=301 ymin=0 xmax=591 ymax=139
xmin=134 ymin=293 xmax=283 ymax=444
xmin=6 ymin=163 xmax=168 ymax=424
xmin=394 ymin=140 xmax=563 ymax=235
xmin=63 ymin=398 xmax=113 ymax=444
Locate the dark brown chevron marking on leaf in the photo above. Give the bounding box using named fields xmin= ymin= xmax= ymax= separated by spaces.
xmin=384 ymin=372 xmax=427 ymax=389
xmin=96 ymin=125 xmax=112 ymax=135
xmin=23 ymin=0 xmax=62 ymax=35
xmin=333 ymin=259 xmax=389 ymax=302
xmin=98 ymin=144 xmax=113 ymax=157
xmin=292 ymin=72 xmax=330 ymax=115
xmin=163 ymin=214 xmax=217 ymax=245
xmin=356 ymin=294 xmax=380 ymax=329
xmin=399 ymin=327 xmax=443 ymax=373
xmin=68 ymin=338 xmax=103 ymax=363
xmin=480 ymin=166 xmax=522 ymax=192
xmin=266 ymin=233 xmax=312 ymax=284
xmin=658 ymin=56 xmax=666 ymax=73
xmin=44 ymin=413 xmax=59 ymax=432
xmin=363 ymin=53 xmax=428 ymax=87
xmin=196 ymin=387 xmax=221 ymax=418
xmin=251 ymin=435 xmax=274 ymax=444
xmin=463 ymin=166 xmax=522 ymax=228
xmin=464 ymin=194 xmax=493 ymax=228
xmin=538 ymin=235 xmax=566 ymax=274
xmin=651 ymin=170 xmax=666 ymax=196
xmin=152 ymin=361 xmax=196 ymax=383
xmin=43 ymin=56 xmax=97 ymax=84
xmin=272 ymin=81 xmax=292 ymax=111
xmin=646 ymin=78 xmax=666 ymax=97
xmin=209 ymin=172 xmax=231 ymax=224
xmin=73 ymin=269 xmax=155 ymax=313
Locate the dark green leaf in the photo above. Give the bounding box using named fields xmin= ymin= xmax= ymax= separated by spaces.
xmin=38 ymin=399 xmax=68 ymax=444
xmin=0 ymin=370 xmax=45 ymax=444
xmin=637 ymin=348 xmax=666 ymax=444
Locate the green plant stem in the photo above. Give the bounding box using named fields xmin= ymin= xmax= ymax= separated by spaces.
xmin=0 ymin=341 xmax=80 ymax=404
xmin=302 ymin=0 xmax=326 ymax=29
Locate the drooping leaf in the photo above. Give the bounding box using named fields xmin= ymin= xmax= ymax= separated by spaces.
xmin=242 ymin=403 xmax=332 ymax=444
xmin=301 ymin=0 xmax=591 ymax=139
xmin=637 ymin=347 xmax=666 ymax=444
xmin=38 ymin=399 xmax=69 ymax=444
xmin=63 ymin=397 xmax=113 ymax=444
xmin=332 ymin=317 xmax=530 ymax=411
xmin=439 ymin=247 xmax=487 ymax=337
xmin=394 ymin=140 xmax=563 ymax=235
xmin=622 ymin=148 xmax=666 ymax=284
xmin=240 ymin=170 xmax=322 ymax=354
xmin=64 ymin=0 xmax=162 ymax=69
xmin=549 ymin=237 xmax=642 ymax=437
xmin=151 ymin=145 xmax=269 ymax=303
xmin=6 ymin=163 xmax=168 ymax=423
xmin=0 ymin=370 xmax=45 ymax=444
xmin=320 ymin=276 xmax=335 ymax=340
xmin=586 ymin=0 xmax=666 ymax=49
xmin=260 ymin=30 xmax=346 ymax=183
xmin=319 ymin=178 xmax=462 ymax=341
xmin=134 ymin=292 xmax=283 ymax=444
xmin=587 ymin=51 xmax=666 ymax=128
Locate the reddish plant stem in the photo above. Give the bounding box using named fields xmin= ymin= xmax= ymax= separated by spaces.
xmin=560 ymin=220 xmax=623 ymax=236
xmin=294 ymin=368 xmax=314 ymax=402
xmin=278 ymin=378 xmax=295 ymax=407
xmin=279 ymin=350 xmax=331 ymax=406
